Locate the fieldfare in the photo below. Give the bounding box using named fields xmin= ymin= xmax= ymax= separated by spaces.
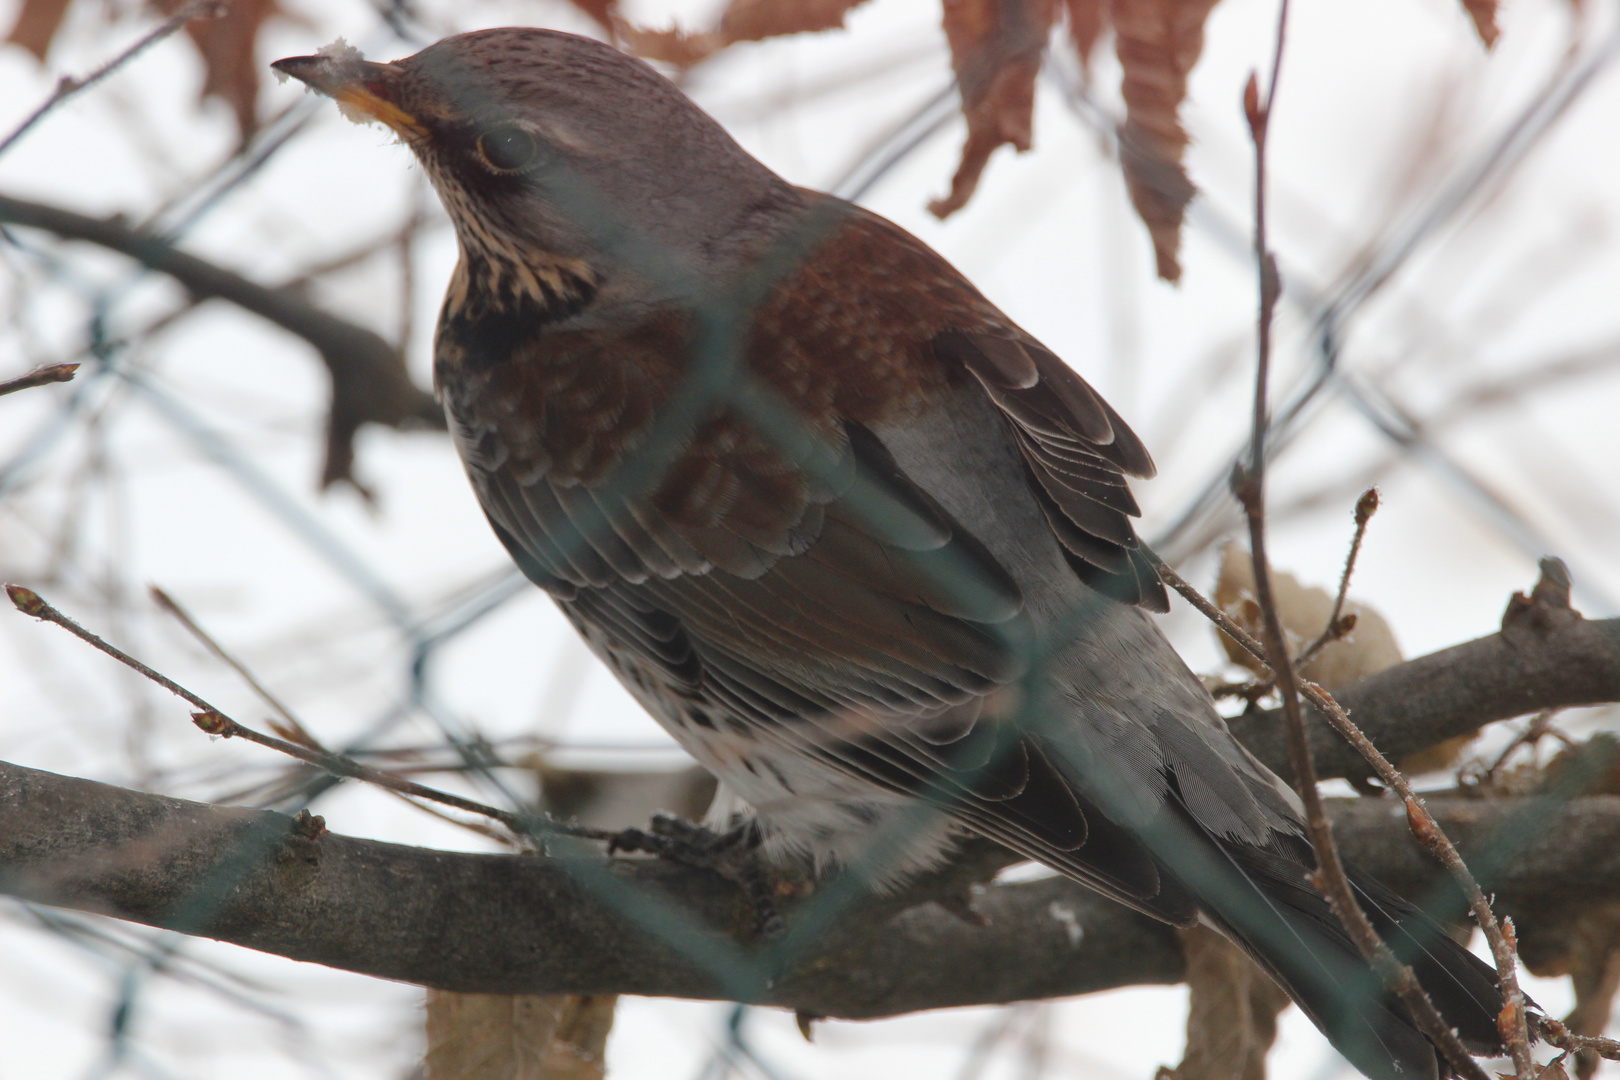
xmin=275 ymin=30 xmax=1507 ymax=1080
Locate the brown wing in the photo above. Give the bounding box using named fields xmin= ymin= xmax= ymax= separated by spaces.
xmin=452 ymin=321 xmax=1028 ymax=712
xmin=757 ymin=199 xmax=1168 ymax=612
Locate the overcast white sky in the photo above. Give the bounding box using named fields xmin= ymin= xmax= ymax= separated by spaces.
xmin=1 ymin=0 xmax=1617 ymax=1076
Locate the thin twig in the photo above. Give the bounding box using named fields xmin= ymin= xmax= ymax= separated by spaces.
xmin=5 ymin=584 xmax=615 ymax=846
xmin=0 ymin=2 xmax=224 ymax=160
xmin=1539 ymin=1019 xmax=1620 ymax=1063
xmin=148 ymin=585 xmax=313 ymax=744
xmin=1154 ymin=551 xmax=1539 ymax=1078
xmin=1479 ymin=708 xmax=1571 ymax=783
xmin=0 ymin=192 xmax=444 ymax=488
xmin=393 ymin=188 xmax=426 ymax=351
xmin=1220 ymin=490 xmax=1378 ymax=700
xmin=150 ymin=584 xmax=519 ymax=842
xmin=0 ymin=362 xmax=78 ymax=398
xmin=1289 ymin=615 xmax=1355 ymax=675
xmin=7 ymin=584 xmax=207 ymax=709
xmin=1294 ymin=488 xmax=1379 ymax=669
xmin=1234 ymin=9 xmax=1507 ymax=1078
xmin=272 ymin=195 xmax=440 ymax=299
xmin=1316 ymin=662 xmax=1537 ymax=1070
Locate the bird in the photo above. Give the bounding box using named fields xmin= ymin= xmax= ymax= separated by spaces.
xmin=274 ymin=29 xmax=1509 ymax=1080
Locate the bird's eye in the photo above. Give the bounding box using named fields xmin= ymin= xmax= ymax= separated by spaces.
xmin=476 ymin=126 xmax=539 ymax=173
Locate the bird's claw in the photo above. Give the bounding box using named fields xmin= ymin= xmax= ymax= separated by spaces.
xmin=608 ymin=815 xmax=785 ymax=938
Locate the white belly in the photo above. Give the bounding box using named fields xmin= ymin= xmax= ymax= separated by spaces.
xmin=570 ymin=612 xmax=961 ymax=888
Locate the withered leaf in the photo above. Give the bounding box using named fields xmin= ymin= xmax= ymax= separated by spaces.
xmin=4 ymin=0 xmax=73 ymax=61
xmin=1541 ymin=733 xmax=1620 ymax=797
xmin=1546 ymin=905 xmax=1620 ymax=1080
xmin=565 ymin=0 xmax=620 ymax=33
xmin=1459 ymin=0 xmax=1500 ymax=48
xmin=156 ymin=0 xmax=279 ymax=141
xmin=1112 ymin=0 xmax=1221 ymax=282
xmin=1534 ymin=1058 xmax=1572 ymax=1080
xmin=601 ymin=0 xmax=1489 ymax=274
xmin=1212 ymin=543 xmax=1479 ymax=775
xmin=1063 ymin=0 xmax=1110 ymax=75
xmin=621 ymin=0 xmax=871 ymax=68
xmin=719 ymin=0 xmax=873 ymax=43
xmin=1212 ymin=542 xmax=1403 ymax=692
xmin=929 ymin=0 xmax=1060 ymax=219
xmin=1162 ymin=925 xmax=1291 ymax=1080
xmin=615 ymin=23 xmax=723 ymax=67
xmin=425 ymin=991 xmax=617 ymax=1080
xmin=5 ymin=1 xmax=263 ymax=139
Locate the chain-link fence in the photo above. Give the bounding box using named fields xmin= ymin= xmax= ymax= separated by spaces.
xmin=3 ymin=1 xmax=1620 ymax=1079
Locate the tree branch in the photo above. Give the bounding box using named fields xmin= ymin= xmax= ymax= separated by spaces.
xmin=3 ymin=567 xmax=1615 ymax=1018
xmin=1232 ymin=606 xmax=1620 ymax=783
xmin=0 ymin=193 xmax=445 ymax=489
xmin=0 ymin=759 xmax=1182 ymax=1016
xmin=0 ymin=361 xmax=78 ymax=397
xmin=4 ymin=758 xmax=1618 ymax=1018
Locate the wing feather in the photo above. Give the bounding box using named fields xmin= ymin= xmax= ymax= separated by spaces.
xmin=936 ymin=328 xmax=1168 ymax=612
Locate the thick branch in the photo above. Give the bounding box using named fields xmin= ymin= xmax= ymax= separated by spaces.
xmin=1232 ymin=611 xmax=1620 ymax=782
xmin=0 ymin=193 xmax=445 ymax=487
xmin=4 ymin=759 xmax=1618 ymax=1016
xmin=0 ymin=760 xmax=1181 ymax=1016
xmin=1329 ymin=793 xmax=1620 ymax=976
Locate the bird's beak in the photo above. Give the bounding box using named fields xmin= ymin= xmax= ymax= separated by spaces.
xmin=272 ymin=51 xmax=427 ymax=140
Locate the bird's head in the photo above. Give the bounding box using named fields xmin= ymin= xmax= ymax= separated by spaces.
xmin=273 ymin=29 xmax=799 ymax=315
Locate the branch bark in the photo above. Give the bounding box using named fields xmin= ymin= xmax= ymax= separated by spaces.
xmin=1232 ymin=609 xmax=1620 ymax=783
xmin=3 ymin=759 xmax=1618 ymax=1017
xmin=0 ymin=192 xmax=445 ymax=488
xmin=0 ymin=361 xmax=77 ymax=397
xmin=0 ymin=759 xmax=1181 ymax=1016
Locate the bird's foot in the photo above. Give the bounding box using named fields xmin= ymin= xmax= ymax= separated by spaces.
xmin=609 ymin=812 xmax=786 ymax=938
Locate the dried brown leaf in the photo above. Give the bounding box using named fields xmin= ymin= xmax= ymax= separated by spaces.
xmin=1111 ymin=0 xmax=1222 ymax=281
xmin=1399 ymin=733 xmax=1477 ymax=776
xmin=1459 ymin=0 xmax=1500 ymax=48
xmin=1063 ymin=0 xmax=1110 ymax=74
xmin=565 ymin=0 xmax=620 ymax=33
xmin=156 ymin=0 xmax=277 ymax=141
xmin=620 ymin=0 xmax=870 ymax=68
xmin=615 ymin=23 xmax=724 ymax=67
xmin=533 ymin=762 xmax=716 ymax=827
xmin=929 ymin=0 xmax=1060 ymax=219
xmin=424 ymin=991 xmax=616 ymax=1080
xmin=1553 ymin=906 xmax=1620 ymax=1080
xmin=718 ymin=0 xmax=872 ymax=43
xmin=1535 ymin=1057 xmax=1573 ymax=1080
xmin=1500 ymin=1071 xmax=1556 ymax=1080
xmin=1541 ymin=734 xmax=1620 ymax=797
xmin=4 ymin=0 xmax=73 ymax=61
xmin=1213 ymin=543 xmax=1403 ymax=691
xmin=1162 ymin=925 xmax=1291 ymax=1080
xmin=1214 ymin=543 xmax=1473 ymax=773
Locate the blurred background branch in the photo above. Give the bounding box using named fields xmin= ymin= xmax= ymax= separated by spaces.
xmin=4 ymin=759 xmax=1620 ymax=1019
xmin=0 ymin=192 xmax=443 ymax=490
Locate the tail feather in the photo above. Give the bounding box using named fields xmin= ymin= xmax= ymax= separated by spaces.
xmin=1139 ymin=806 xmax=1508 ymax=1080
xmin=1348 ymin=868 xmax=1508 ymax=1056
